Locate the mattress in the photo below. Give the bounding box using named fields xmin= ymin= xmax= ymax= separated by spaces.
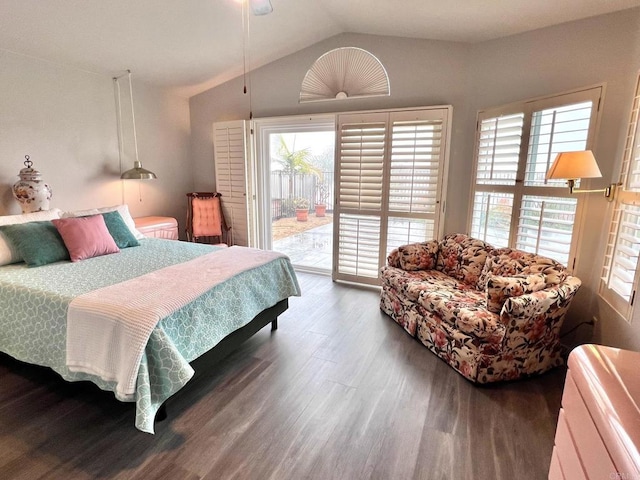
xmin=0 ymin=238 xmax=300 ymax=433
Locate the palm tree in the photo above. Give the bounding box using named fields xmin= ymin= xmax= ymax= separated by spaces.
xmin=274 ymin=135 xmax=319 ymax=198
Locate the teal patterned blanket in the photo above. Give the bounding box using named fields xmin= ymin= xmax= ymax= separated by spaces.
xmin=0 ymin=239 xmax=300 ymax=433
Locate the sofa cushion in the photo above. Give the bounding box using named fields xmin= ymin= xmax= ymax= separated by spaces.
xmin=398 ymin=241 xmax=439 ymax=271
xmin=478 ymin=248 xmax=567 ymax=291
xmin=405 ymin=270 xmax=470 ymax=302
xmin=485 ymin=273 xmax=547 ymax=313
xmin=387 ymin=249 xmax=401 ymax=268
xmin=436 ymin=234 xmax=493 ymax=287
xmin=417 ymin=288 xmax=505 ymax=342
xmin=381 ymin=267 xmax=463 ymax=302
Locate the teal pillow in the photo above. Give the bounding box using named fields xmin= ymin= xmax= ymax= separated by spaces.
xmin=101 ymin=211 xmax=140 ymax=248
xmin=0 ymin=221 xmax=70 ymax=267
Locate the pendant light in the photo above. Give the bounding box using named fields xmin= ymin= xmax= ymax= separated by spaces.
xmin=115 ymin=70 xmax=157 ymax=180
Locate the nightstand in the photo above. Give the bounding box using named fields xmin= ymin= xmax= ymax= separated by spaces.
xmin=134 ymin=216 xmax=179 ymax=240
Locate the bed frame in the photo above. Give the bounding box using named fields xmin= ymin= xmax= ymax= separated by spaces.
xmin=155 ymin=298 xmax=288 ymax=423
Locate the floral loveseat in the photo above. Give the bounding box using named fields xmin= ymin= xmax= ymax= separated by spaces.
xmin=380 ymin=234 xmax=581 ymax=383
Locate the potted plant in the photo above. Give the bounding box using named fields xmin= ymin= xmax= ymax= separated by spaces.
xmin=315 ymin=182 xmax=329 ymax=217
xmin=293 ymin=197 xmax=310 ymax=222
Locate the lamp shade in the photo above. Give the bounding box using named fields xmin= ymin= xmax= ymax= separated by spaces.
xmin=546 ymin=150 xmax=602 ymax=180
xmin=121 ymin=161 xmax=157 ymax=180
xmin=250 ymin=0 xmax=272 ymax=15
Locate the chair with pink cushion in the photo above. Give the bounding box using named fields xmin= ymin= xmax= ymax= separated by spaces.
xmin=185 ymin=192 xmax=232 ymax=246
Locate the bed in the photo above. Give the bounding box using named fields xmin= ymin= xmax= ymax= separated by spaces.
xmin=0 ymin=215 xmax=300 ymax=434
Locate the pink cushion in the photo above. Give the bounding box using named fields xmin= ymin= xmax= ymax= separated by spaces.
xmin=192 ymin=197 xmax=222 ymax=237
xmin=52 ymin=215 xmax=120 ymax=262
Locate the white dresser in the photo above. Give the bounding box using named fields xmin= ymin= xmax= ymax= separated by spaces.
xmin=550 ymin=344 xmax=640 ymax=479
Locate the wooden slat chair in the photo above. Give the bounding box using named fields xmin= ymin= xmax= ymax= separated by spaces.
xmin=186 ymin=192 xmax=232 ymax=246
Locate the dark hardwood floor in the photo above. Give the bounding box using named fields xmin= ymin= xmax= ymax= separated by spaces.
xmin=0 ymin=272 xmax=565 ymax=479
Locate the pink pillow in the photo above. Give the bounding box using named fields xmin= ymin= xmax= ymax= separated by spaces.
xmin=52 ymin=215 xmax=120 ymax=262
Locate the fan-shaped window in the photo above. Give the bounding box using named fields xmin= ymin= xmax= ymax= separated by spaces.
xmin=299 ymin=47 xmax=390 ymax=103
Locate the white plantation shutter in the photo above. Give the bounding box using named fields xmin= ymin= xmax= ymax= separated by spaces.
xmin=524 ymin=101 xmax=593 ymax=187
xmin=388 ymin=117 xmax=442 ymax=213
xmin=470 ymin=191 xmax=514 ymax=248
xmin=337 ymin=116 xmax=386 ymax=211
xmin=469 ymin=86 xmax=602 ymax=268
xmin=335 ymin=113 xmax=387 ymax=284
xmin=476 ymin=113 xmax=524 ymax=186
xmin=213 ymin=120 xmax=252 ymax=246
xmin=334 ymin=107 xmax=451 ymax=285
xmin=386 ymin=111 xmax=447 ymax=254
xmin=386 ymin=217 xmax=435 ymax=255
xmin=516 ymin=196 xmax=578 ymax=266
xmin=337 ymin=214 xmax=382 ymax=278
xmin=601 ymin=75 xmax=640 ymax=319
xmin=605 ymin=206 xmax=640 ymax=301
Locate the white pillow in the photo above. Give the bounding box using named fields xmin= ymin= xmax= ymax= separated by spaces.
xmin=61 ymin=204 xmax=144 ymax=240
xmin=0 ymin=208 xmax=63 ymax=266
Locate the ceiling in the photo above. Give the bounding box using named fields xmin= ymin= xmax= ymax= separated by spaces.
xmin=2 ymin=0 xmax=640 ymax=98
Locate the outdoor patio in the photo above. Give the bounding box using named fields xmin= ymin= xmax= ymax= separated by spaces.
xmin=272 ymin=215 xmax=332 ymax=271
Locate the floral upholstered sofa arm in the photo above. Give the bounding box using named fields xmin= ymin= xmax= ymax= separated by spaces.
xmin=387 ymin=240 xmax=440 ymax=271
xmin=499 ymin=276 xmax=582 ymax=350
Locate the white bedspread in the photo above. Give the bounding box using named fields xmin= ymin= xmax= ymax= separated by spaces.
xmin=66 ymin=246 xmax=286 ymax=398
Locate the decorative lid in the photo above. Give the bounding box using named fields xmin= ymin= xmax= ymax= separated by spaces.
xmin=18 ymin=155 xmax=42 ymax=182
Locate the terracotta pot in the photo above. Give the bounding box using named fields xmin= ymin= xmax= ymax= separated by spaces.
xmin=296 ymin=208 xmax=308 ymax=222
xmin=315 ymin=204 xmax=326 ymax=217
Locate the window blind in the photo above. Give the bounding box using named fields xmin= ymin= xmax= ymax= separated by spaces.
xmin=470 ymin=191 xmax=514 ymax=248
xmin=607 ymin=205 xmax=640 ymax=301
xmin=469 ymin=87 xmax=602 ymax=268
xmin=516 ymin=195 xmax=577 ymax=266
xmin=525 ymin=101 xmax=592 ymax=187
xmin=334 ymin=108 xmax=451 ymax=285
xmin=475 ymin=113 xmax=523 ymax=186
xmin=600 ymin=75 xmax=640 ymax=319
xmin=213 ymin=120 xmax=251 ymax=246
xmin=337 ymin=119 xmax=386 ymax=212
xmin=388 ymin=119 xmax=443 ymax=214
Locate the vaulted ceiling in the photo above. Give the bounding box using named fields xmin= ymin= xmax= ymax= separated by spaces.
xmin=2 ymin=0 xmax=640 ymax=97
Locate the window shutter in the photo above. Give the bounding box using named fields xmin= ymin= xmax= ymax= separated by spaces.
xmin=516 ymin=195 xmax=577 ymax=266
xmin=337 ymin=214 xmax=382 ymax=279
xmin=605 ymin=205 xmax=640 ymax=301
xmin=213 ymin=120 xmax=251 ymax=246
xmin=470 ymin=192 xmax=514 ymax=248
xmin=470 ymin=87 xmax=602 ymax=262
xmin=525 ymin=101 xmax=593 ymax=187
xmin=388 ymin=118 xmax=442 ymax=214
xmin=334 ymin=107 xmax=451 ymax=285
xmin=385 ymin=113 xmax=446 ymax=253
xmin=475 ymin=113 xmax=524 ymax=186
xmin=335 ymin=113 xmax=387 ymax=284
xmin=624 ymin=80 xmax=640 ymax=190
xmin=601 ymin=76 xmax=640 ymax=318
xmin=337 ymin=117 xmax=386 ymax=212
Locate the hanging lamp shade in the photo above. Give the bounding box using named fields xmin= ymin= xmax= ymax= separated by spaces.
xmin=115 ymin=70 xmax=157 ymax=180
xmin=249 ymin=0 xmax=272 ymax=16
xmin=299 ymin=47 xmax=390 ymax=103
xmin=121 ymin=161 xmax=157 ymax=180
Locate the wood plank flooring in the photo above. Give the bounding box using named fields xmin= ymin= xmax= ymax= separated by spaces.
xmin=0 ymin=272 xmax=565 ymax=479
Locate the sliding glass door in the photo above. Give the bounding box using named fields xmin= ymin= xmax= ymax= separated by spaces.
xmin=253 ymin=115 xmax=336 ymax=273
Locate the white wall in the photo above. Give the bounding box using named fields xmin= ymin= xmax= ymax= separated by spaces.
xmin=190 ymin=10 xmax=640 ymax=349
xmin=190 ymin=32 xmax=473 ymax=234
xmin=0 ymin=50 xmax=193 ymax=235
xmin=467 ymin=9 xmax=640 ymax=349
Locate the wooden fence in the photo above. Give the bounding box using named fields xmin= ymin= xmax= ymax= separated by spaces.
xmin=271 ymin=171 xmax=334 ymax=219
